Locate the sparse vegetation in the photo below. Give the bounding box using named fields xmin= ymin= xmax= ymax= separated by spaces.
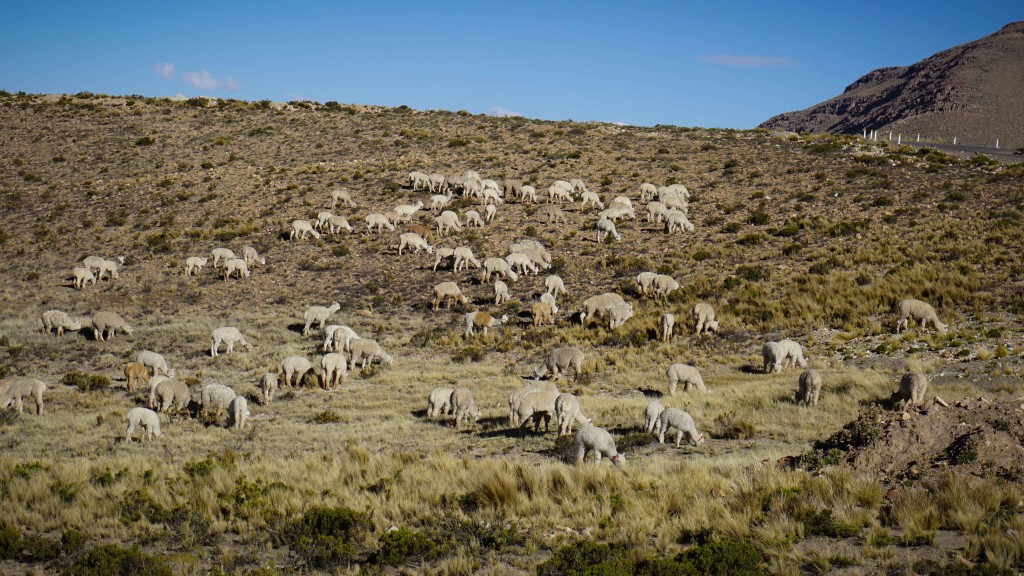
xmin=0 ymin=91 xmax=1021 ymax=574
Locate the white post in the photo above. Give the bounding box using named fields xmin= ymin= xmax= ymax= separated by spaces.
xmin=996 ymin=139 xmax=999 ymax=149
xmin=888 ymin=131 xmax=892 ymax=141
xmin=898 ymin=134 xmax=901 ymax=145
xmin=953 ymin=136 xmax=957 ymax=145
xmin=917 ymin=134 xmax=920 ymax=142
xmin=863 ymin=128 xmax=867 ymax=139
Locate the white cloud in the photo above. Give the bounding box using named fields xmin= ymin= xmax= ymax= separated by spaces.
xmin=181 ymin=69 xmax=240 ymax=91
xmin=699 ymin=54 xmax=796 ymax=68
xmin=155 ymin=62 xmax=175 ymax=79
xmin=487 ymin=106 xmax=521 ymax=117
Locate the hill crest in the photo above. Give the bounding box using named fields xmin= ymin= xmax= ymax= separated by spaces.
xmin=760 ymin=21 xmax=1024 ymax=148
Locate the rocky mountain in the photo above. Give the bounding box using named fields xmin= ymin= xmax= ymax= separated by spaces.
xmin=761 ymin=21 xmax=1024 ymax=148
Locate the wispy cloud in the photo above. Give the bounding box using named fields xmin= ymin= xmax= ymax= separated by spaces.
xmin=487 ymin=106 xmax=521 ymax=117
xmin=155 ymin=62 xmax=175 ymax=79
xmin=699 ymin=54 xmax=796 ymax=68
xmin=181 ymin=69 xmax=240 ymax=91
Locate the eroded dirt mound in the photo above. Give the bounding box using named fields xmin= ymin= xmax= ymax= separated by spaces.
xmin=797 ymin=398 xmax=1024 ymax=486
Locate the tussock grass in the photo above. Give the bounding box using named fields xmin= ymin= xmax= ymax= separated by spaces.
xmin=0 ymin=340 xmax=941 ymax=571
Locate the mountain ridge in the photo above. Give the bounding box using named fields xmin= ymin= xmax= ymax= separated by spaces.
xmin=761 ymin=21 xmax=1024 ymax=148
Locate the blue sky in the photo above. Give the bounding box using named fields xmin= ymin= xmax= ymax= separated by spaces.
xmin=3 ymin=1 xmax=1020 ymax=128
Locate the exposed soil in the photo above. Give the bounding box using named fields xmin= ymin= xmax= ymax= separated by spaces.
xmin=797 ymin=398 xmax=1024 ymax=488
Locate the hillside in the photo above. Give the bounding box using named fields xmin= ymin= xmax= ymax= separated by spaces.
xmin=760 ymin=22 xmax=1024 ymax=149
xmin=1 ymin=92 xmax=1024 ymax=574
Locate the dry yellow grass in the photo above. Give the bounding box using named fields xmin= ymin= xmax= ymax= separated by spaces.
xmin=0 ymin=306 xmax=1009 ymax=573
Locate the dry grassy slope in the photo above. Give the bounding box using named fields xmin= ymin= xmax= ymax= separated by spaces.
xmin=2 ymin=92 xmax=1023 ymax=437
xmin=0 ymin=93 xmax=1023 ymax=574
xmin=1 ymin=93 xmax=1022 ymax=331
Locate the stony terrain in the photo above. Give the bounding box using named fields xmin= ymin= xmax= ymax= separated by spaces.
xmin=761 ymin=21 xmax=1024 ymax=150
xmin=0 ymin=91 xmax=1023 ymax=574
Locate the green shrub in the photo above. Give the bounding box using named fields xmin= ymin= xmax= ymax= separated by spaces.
xmin=51 ymin=479 xmax=78 ymax=503
xmin=806 ymin=140 xmax=842 ymax=154
xmin=735 ymin=265 xmax=768 ymax=282
xmin=64 ymin=544 xmax=173 ymax=576
xmin=736 ymin=233 xmax=765 ymax=246
xmin=19 ymin=533 xmax=61 ymax=561
xmin=134 ymin=136 xmax=155 ymax=146
xmin=60 ymin=371 xmax=111 ymax=392
xmin=634 ymin=557 xmax=695 ymax=575
xmin=282 ymin=506 xmax=370 ymax=569
xmin=183 ymin=454 xmax=228 ymax=478
xmin=310 ymin=410 xmax=344 ymax=424
xmin=673 ymin=539 xmax=765 ymax=576
xmin=0 ymin=523 xmax=21 ymax=559
xmin=747 ymin=210 xmax=769 ymax=225
xmin=11 ymin=461 xmax=49 ymax=479
xmin=536 ymin=540 xmax=632 ymax=576
xmin=374 ymin=527 xmax=437 ymax=566
xmin=62 ymin=529 xmax=88 ymax=557
xmin=91 ymin=466 xmax=129 ymax=487
xmin=331 ymin=243 xmax=350 ymax=257
xmin=772 ymin=223 xmax=799 ymax=237
xmin=146 ymin=231 xmax=176 ymax=252
xmin=803 ymin=509 xmax=860 ymax=538
xmin=452 ymin=346 xmax=485 ymax=363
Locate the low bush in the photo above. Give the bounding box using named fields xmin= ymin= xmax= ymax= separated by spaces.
xmin=803 ymin=509 xmax=860 ymax=538
xmin=60 ymin=371 xmax=111 ymax=392
xmin=282 ymin=506 xmax=370 ymax=569
xmin=0 ymin=523 xmax=21 ymax=559
xmin=536 ymin=540 xmax=632 ymax=576
xmin=536 ymin=538 xmax=765 ymax=576
xmin=373 ymin=527 xmax=437 ymax=566
xmin=64 ymin=544 xmax=173 ymax=576
xmin=673 ymin=539 xmax=765 ymax=575
xmin=310 ymin=410 xmax=344 ymax=424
